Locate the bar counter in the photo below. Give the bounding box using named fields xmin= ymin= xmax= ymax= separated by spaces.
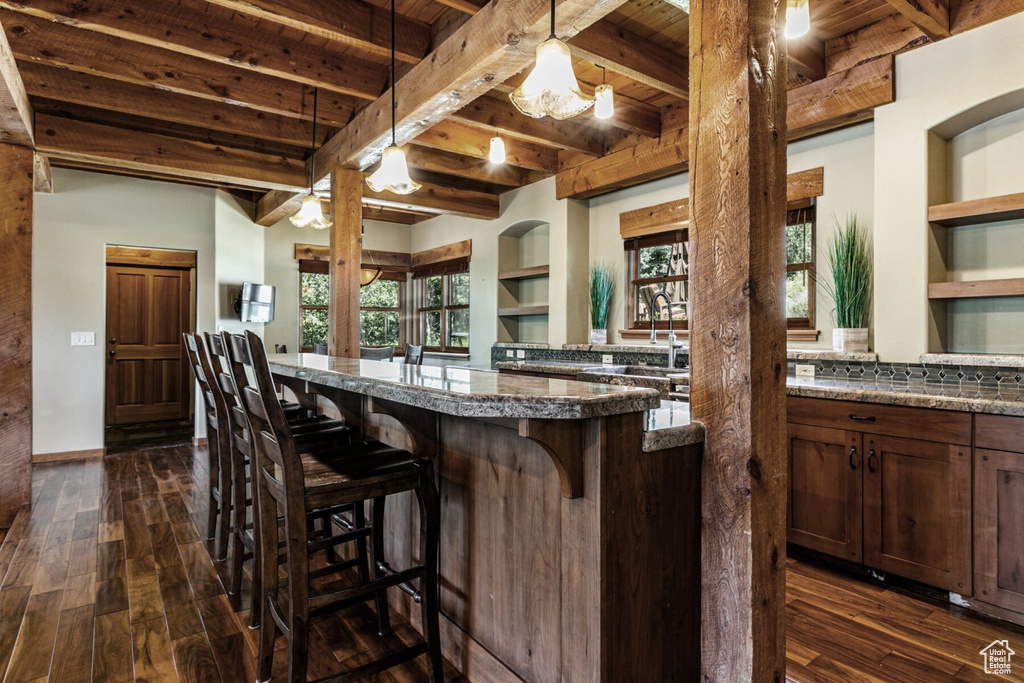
xmin=269 ymin=354 xmax=703 ymax=682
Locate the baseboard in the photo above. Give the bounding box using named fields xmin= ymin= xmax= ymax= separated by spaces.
xmin=192 ymin=437 xmax=208 ymax=446
xmin=32 ymin=447 xmax=106 ymax=464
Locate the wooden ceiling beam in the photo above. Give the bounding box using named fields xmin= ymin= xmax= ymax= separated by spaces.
xmin=33 ymin=153 xmax=52 ymax=193
xmin=567 ymin=20 xmax=689 ymax=99
xmin=0 ymin=0 xmax=388 ymax=100
xmin=256 ymin=190 xmax=305 ymax=226
xmin=558 ymin=56 xmax=896 ymax=199
xmin=883 ymin=0 xmax=950 ymax=40
xmin=449 ymin=94 xmax=608 ymax=156
xmin=362 ymin=181 xmax=499 ymax=220
xmin=0 ymin=15 xmax=32 ymax=147
xmin=202 ymin=0 xmax=431 ymax=64
xmin=825 ymin=13 xmax=928 ymax=75
xmin=950 ymin=0 xmax=1024 ymax=33
xmin=786 ymin=35 xmax=826 ymax=86
xmin=312 ymin=0 xmax=629 ymax=180
xmin=402 ymin=144 xmax=544 ymax=188
xmin=19 ymin=62 xmax=317 ymax=149
xmin=361 ymin=206 xmax=433 ymax=225
xmin=35 ymin=114 xmax=308 ymax=192
xmin=3 ymin=12 xmax=356 ymax=126
xmin=414 ymin=120 xmax=559 ymax=173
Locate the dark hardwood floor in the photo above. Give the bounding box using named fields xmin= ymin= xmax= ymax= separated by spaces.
xmin=0 ymin=444 xmax=1021 ymax=682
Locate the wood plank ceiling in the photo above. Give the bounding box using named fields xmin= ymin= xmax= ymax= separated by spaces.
xmin=2 ymin=0 xmax=1021 ymax=225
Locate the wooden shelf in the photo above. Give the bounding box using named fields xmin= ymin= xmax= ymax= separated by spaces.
xmin=498 ymin=306 xmax=550 ymax=317
xmin=928 ymin=278 xmax=1024 ymax=299
xmin=928 ymin=192 xmax=1024 ymax=227
xmin=498 ymin=265 xmax=550 ymax=281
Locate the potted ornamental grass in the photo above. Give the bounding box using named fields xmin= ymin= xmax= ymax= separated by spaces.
xmin=589 ymin=261 xmax=614 ymax=345
xmin=824 ymin=214 xmax=872 ymax=352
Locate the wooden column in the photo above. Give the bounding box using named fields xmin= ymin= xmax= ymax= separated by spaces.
xmin=688 ymin=0 xmax=788 ymax=681
xmin=0 ymin=143 xmax=33 ymax=526
xmin=328 ymin=169 xmax=363 ymax=357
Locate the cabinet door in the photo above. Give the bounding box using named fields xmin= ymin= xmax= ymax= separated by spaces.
xmin=788 ymin=423 xmax=863 ymax=561
xmin=975 ymin=448 xmax=1024 ymax=613
xmin=863 ymin=435 xmax=971 ymax=593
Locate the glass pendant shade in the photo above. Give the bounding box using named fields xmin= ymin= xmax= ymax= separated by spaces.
xmin=594 ymin=84 xmax=614 ymax=120
xmin=360 ymin=267 xmax=382 ymax=287
xmin=489 ymin=136 xmax=506 ymax=164
xmin=365 ymin=145 xmax=421 ymax=195
xmin=509 ymin=38 xmax=594 ymax=120
xmin=785 ymin=0 xmax=811 ymax=39
xmin=290 ymin=193 xmax=332 ymax=230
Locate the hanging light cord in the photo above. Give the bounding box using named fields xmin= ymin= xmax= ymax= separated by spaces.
xmin=309 ymin=88 xmax=318 ymax=194
xmin=549 ymin=0 xmax=555 ymax=39
xmin=391 ymin=0 xmax=396 ymax=146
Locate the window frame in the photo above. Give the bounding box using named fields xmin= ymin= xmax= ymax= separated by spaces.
xmin=624 ymin=230 xmax=690 ymax=332
xmin=358 ymin=274 xmax=406 ymax=350
xmin=298 ymin=259 xmax=329 ymax=352
xmin=415 ymin=267 xmax=470 ymax=354
xmin=785 ymin=201 xmax=816 ymax=330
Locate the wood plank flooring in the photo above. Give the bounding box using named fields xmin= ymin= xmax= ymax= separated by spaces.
xmin=0 ymin=444 xmax=1021 ymax=682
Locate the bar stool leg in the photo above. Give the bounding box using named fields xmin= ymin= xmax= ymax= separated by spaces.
xmin=256 ymin=478 xmax=280 ymax=683
xmin=371 ymin=496 xmax=392 ymax=637
xmin=286 ymin=545 xmax=311 ymax=683
xmin=354 ymin=502 xmax=371 ymax=584
xmin=228 ymin=460 xmax=247 ymax=596
xmin=205 ymin=447 xmax=218 ymax=542
xmin=416 ymin=464 xmax=444 ymax=682
xmin=215 ymin=442 xmax=233 ymax=562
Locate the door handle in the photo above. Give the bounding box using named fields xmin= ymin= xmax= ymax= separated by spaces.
xmin=849 ymin=414 xmax=877 ymax=422
xmin=867 ymin=449 xmax=877 ymax=473
xmin=108 ymin=350 xmax=116 ymax=358
xmin=108 ymin=338 xmax=117 ymax=345
xmin=848 ymin=445 xmax=858 ymax=470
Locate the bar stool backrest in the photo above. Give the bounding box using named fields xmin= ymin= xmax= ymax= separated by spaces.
xmin=404 ymin=344 xmax=424 ymax=365
xmin=183 ymin=333 xmax=230 ymax=441
xmin=360 ymin=345 xmax=395 ymax=361
xmin=207 ymin=332 xmax=253 ymax=462
xmin=313 ymin=343 xmax=328 ymax=355
xmin=241 ymin=331 xmax=307 ymax=514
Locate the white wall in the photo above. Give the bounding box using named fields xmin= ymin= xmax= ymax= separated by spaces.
xmin=214 ymin=191 xmax=265 ymax=337
xmin=33 ymin=169 xmax=217 ymax=456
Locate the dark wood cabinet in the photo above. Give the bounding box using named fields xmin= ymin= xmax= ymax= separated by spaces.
xmin=787 ymin=397 xmax=973 ymax=595
xmin=787 ymin=424 xmax=863 ymax=562
xmin=862 ymin=434 xmax=972 ymax=593
xmin=974 ymin=415 xmax=1024 ymax=617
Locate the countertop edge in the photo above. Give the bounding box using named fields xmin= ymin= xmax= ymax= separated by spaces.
xmin=643 ymin=421 xmax=705 ymax=452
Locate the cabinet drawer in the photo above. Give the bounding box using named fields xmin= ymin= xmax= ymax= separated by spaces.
xmin=787 ymin=396 xmax=972 ymax=445
xmin=975 ymin=414 xmax=1024 ymax=453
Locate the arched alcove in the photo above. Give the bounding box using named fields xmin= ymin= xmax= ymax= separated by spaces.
xmin=497 ymin=219 xmax=550 ymax=343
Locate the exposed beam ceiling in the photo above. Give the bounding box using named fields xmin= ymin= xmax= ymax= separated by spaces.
xmin=567 ymin=20 xmax=689 ymax=99
xmin=411 ymin=120 xmax=560 ymax=173
xmin=0 ymin=14 xmax=32 ymax=146
xmin=884 ymin=0 xmax=950 ymax=40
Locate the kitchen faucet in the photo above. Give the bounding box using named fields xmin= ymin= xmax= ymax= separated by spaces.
xmin=649 ymin=291 xmax=682 ymax=369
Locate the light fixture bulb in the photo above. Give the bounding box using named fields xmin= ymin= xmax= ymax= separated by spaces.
xmin=594 ymin=84 xmax=614 ymax=120
xmin=365 ymin=145 xmax=421 ymax=195
xmin=289 ymin=193 xmax=332 ymax=230
xmin=785 ymin=0 xmax=810 ymax=39
xmin=489 ymin=136 xmax=506 ymax=164
xmin=509 ymin=38 xmax=594 ymax=120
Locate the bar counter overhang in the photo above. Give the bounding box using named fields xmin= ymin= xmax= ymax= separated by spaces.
xmin=269 ymin=354 xmax=704 ymax=682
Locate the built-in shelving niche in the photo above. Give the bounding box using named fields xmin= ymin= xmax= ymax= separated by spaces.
xmin=927 ymin=106 xmax=1024 ymax=354
xmin=497 ymin=220 xmax=550 ymax=344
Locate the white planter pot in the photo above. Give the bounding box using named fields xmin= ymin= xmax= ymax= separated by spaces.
xmin=832 ymin=328 xmax=869 ymax=353
xmin=590 ymin=329 xmax=608 ymax=345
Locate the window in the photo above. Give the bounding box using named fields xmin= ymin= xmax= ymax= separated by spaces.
xmin=625 ymin=230 xmax=689 ymax=331
xmin=298 ymin=260 xmax=329 ymax=352
xmin=359 ymin=277 xmax=403 ymax=347
xmin=786 ymin=203 xmax=816 ymax=329
xmin=416 ymin=269 xmax=470 ymax=353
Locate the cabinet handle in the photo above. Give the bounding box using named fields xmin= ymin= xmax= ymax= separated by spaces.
xmin=867 ymin=449 xmax=877 ymax=473
xmin=849 ymin=414 xmax=877 ymax=422
xmin=848 ymin=445 xmax=858 ymax=470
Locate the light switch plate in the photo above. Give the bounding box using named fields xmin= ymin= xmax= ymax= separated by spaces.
xmin=795 ymin=364 xmax=815 ymax=378
xmin=516 ymin=350 xmax=526 ymax=359
xmin=506 ymin=350 xmax=514 ymax=358
xmin=602 ymin=354 xmax=614 ymax=364
xmin=70 ymin=332 xmax=95 ymax=346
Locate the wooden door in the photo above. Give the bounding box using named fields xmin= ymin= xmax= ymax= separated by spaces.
xmin=975 ymin=447 xmax=1024 ymax=613
xmin=863 ymin=434 xmax=972 ymax=593
xmin=787 ymin=423 xmax=863 ymax=561
xmin=105 ymin=265 xmax=191 ymax=424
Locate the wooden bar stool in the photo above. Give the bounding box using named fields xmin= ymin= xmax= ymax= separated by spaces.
xmin=183 ymin=332 xmax=233 ymax=561
xmin=241 ymin=330 xmax=443 ymax=683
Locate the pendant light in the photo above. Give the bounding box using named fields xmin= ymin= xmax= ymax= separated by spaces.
xmin=290 ymin=87 xmax=333 ymax=229
xmin=509 ymin=0 xmax=594 ymax=120
xmin=489 ymin=136 xmax=506 ymax=164
xmin=365 ymin=0 xmax=420 ymax=194
xmin=360 ymin=224 xmax=382 ymax=287
xmin=594 ymin=66 xmax=614 ymax=120
xmin=785 ymin=0 xmax=811 ymax=39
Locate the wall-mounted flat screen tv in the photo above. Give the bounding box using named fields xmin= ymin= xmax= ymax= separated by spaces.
xmin=240 ymin=282 xmax=276 ymax=323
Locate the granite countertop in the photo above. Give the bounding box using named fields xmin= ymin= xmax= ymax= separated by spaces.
xmin=788 ymin=376 xmax=1024 ymax=416
xmin=495 ymin=360 xmax=612 ymax=375
xmin=919 ymin=353 xmax=1024 ymax=368
xmin=269 ymin=355 xmax=661 ymax=420
xmin=644 ymin=400 xmax=704 ymax=452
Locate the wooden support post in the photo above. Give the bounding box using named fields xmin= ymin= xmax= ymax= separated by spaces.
xmin=328 ymin=169 xmax=363 ymax=358
xmin=689 ymin=0 xmax=788 ymax=680
xmin=0 ymin=143 xmax=33 ymax=526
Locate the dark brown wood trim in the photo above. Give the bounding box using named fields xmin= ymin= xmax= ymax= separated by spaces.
xmin=105 ymin=245 xmax=197 ymax=269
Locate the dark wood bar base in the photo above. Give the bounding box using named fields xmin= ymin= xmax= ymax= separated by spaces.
xmin=292 ymin=382 xmax=703 ymax=682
